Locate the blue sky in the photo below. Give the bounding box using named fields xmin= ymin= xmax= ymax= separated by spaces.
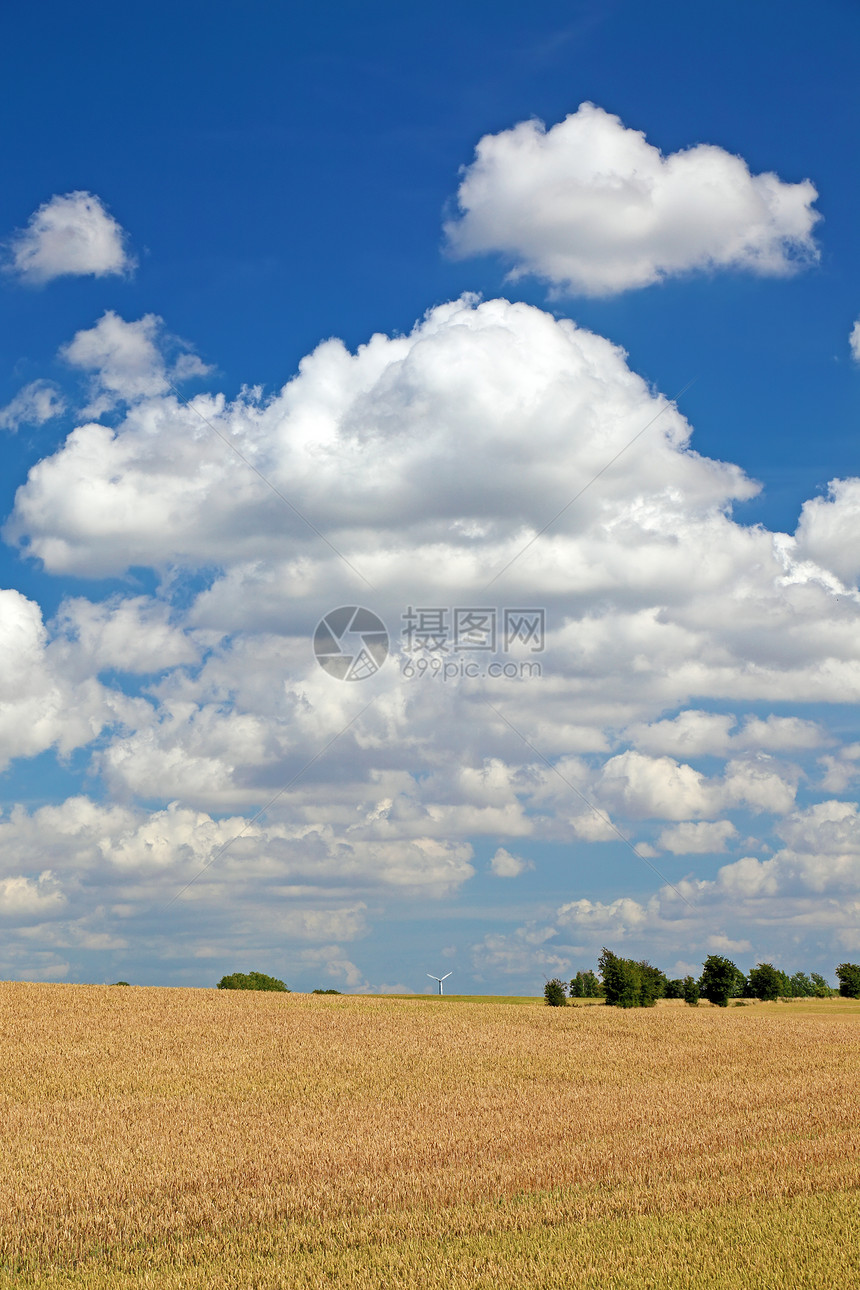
xmin=1 ymin=0 xmax=859 ymax=991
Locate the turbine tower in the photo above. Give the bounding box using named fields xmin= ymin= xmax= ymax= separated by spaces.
xmin=427 ymin=972 xmax=452 ymax=996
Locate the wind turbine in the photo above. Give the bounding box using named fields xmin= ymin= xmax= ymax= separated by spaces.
xmin=427 ymin=972 xmax=452 ymax=996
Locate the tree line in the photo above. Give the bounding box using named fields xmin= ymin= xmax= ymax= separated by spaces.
xmin=544 ymin=953 xmax=860 ymax=1008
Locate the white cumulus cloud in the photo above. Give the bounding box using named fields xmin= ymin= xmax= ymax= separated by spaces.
xmin=60 ymin=311 xmax=211 ymax=416
xmin=489 ymin=846 xmax=533 ymax=877
xmin=657 ymin=820 xmax=738 ymax=855
xmin=445 ymin=103 xmax=820 ymax=296
xmin=5 ymin=192 xmax=135 ymax=285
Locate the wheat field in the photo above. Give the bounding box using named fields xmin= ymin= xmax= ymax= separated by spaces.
xmin=1 ymin=983 xmax=859 ymax=1288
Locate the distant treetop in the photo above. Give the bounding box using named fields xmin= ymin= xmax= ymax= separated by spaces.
xmin=217 ymin=971 xmax=289 ymax=992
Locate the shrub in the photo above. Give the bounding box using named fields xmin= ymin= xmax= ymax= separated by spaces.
xmin=544 ymin=979 xmax=567 ymax=1007
xmin=699 ymin=955 xmax=740 ymax=1007
xmin=217 ymin=971 xmax=289 ymax=992
xmin=835 ymin=963 xmax=860 ymax=999
xmin=312 ymin=988 xmax=342 ymax=995
xmin=112 ymin=980 xmax=131 ymax=986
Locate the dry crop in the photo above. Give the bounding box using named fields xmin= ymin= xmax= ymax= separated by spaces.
xmin=0 ymin=983 xmax=859 ymax=1287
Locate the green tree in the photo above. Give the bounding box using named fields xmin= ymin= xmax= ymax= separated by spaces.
xmin=599 ymin=949 xmax=642 ymax=1008
xmin=544 ymin=978 xmax=567 ymax=1007
xmin=217 ymin=971 xmax=289 ymax=992
xmin=312 ymin=988 xmax=342 ymax=994
xmin=637 ymin=961 xmax=667 ymax=1007
xmin=570 ymin=969 xmax=602 ymax=998
xmin=664 ymin=978 xmax=685 ymax=1000
xmin=746 ymin=963 xmax=783 ymax=1002
xmin=683 ymin=975 xmax=700 ymax=1007
xmin=810 ymin=972 xmax=835 ymax=998
xmin=788 ymin=972 xmax=814 ymax=998
xmin=835 ymin=963 xmax=860 ymax=999
xmin=699 ymin=955 xmax=740 ymax=1007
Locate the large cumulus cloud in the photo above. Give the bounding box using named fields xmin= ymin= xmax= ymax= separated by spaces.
xmin=3 ymin=294 xmax=860 ymax=980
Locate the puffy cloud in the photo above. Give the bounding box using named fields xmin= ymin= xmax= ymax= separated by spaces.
xmin=851 ymin=320 xmax=860 ymax=363
xmin=556 ymin=895 xmax=656 ymax=936
xmin=489 ymin=846 xmax=533 ymax=877
xmin=472 ymin=925 xmax=569 ymax=977
xmin=8 ymin=296 xmax=759 ymax=577
xmin=60 ymin=311 xmax=210 ymax=415
xmin=626 ymin=710 xmax=823 ymax=758
xmin=4 ymin=295 xmax=860 ymax=978
xmin=657 ymin=820 xmax=738 ymax=855
xmin=445 ymin=103 xmax=820 ymax=296
xmin=0 ymin=380 xmax=65 ymax=432
xmin=4 ymin=192 xmax=135 ymax=284
xmin=0 ymin=588 xmax=144 ymax=770
xmin=598 ymin=751 xmax=716 ymax=820
xmin=818 ymin=744 xmax=860 ymax=794
xmin=0 ymin=871 xmax=66 ymax=918
xmin=794 ymin=478 xmax=860 ymax=587
xmin=54 ymin=595 xmax=198 ymax=674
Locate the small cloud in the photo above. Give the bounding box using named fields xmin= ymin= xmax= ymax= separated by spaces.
xmin=0 ymin=380 xmax=65 ymax=432
xmin=850 ymin=319 xmax=860 ymax=363
xmin=60 ymin=311 xmax=210 ymax=415
xmin=5 ymin=192 xmax=135 ymax=285
xmin=707 ymin=934 xmax=752 ymax=955
xmin=489 ymin=846 xmax=533 ymax=878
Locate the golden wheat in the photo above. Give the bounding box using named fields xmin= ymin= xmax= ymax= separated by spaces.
xmin=1 ymin=984 xmax=858 ymax=1287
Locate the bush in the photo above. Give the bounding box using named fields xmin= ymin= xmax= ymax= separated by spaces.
xmin=312 ymin=988 xmax=342 ymax=995
xmin=544 ymin=979 xmax=567 ymax=1007
xmin=112 ymin=980 xmax=131 ymax=986
xmin=699 ymin=955 xmax=740 ymax=1007
xmin=682 ymin=975 xmax=700 ymax=1007
xmin=835 ymin=963 xmax=860 ymax=999
xmin=217 ymin=971 xmax=289 ymax=992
